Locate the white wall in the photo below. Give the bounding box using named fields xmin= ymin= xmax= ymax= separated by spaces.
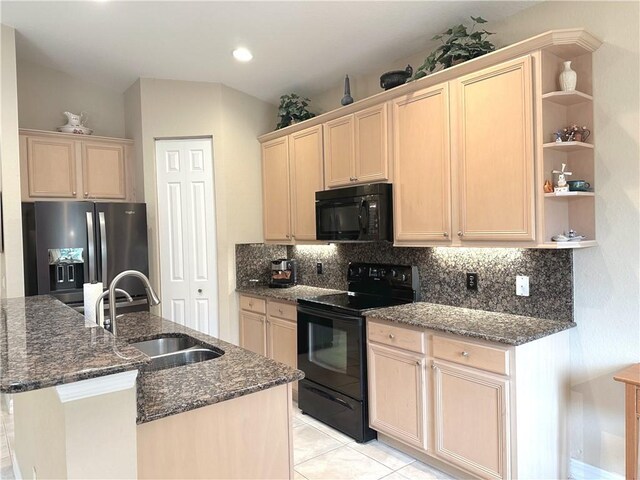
xmin=16 ymin=60 xmax=126 ymax=138
xmin=124 ymin=78 xmax=275 ymax=343
xmin=0 ymin=24 xmax=24 ymax=299
xmin=314 ymin=2 xmax=640 ymax=475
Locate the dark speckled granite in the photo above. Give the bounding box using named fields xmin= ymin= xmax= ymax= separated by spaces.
xmin=366 ymin=302 xmax=576 ymax=346
xmin=0 ymin=296 xmax=147 ymax=393
xmin=114 ymin=312 xmax=304 ymax=424
xmin=236 ymin=285 xmax=344 ymax=302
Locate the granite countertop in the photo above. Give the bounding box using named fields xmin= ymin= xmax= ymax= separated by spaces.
xmin=1 ymin=296 xmax=304 ymax=424
xmin=236 ymin=284 xmax=345 ymax=302
xmin=0 ymin=296 xmax=146 ymax=393
xmin=114 ymin=311 xmax=304 ymax=424
xmin=365 ymin=302 xmax=576 ymax=346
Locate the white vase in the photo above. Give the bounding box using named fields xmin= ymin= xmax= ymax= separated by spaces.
xmin=559 ymin=61 xmax=577 ymax=91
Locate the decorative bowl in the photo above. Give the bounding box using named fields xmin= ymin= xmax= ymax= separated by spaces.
xmin=57 ymin=125 xmax=93 ymax=135
xmin=380 ymin=65 xmax=413 ymax=90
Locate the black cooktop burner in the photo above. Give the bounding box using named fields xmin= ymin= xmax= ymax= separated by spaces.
xmin=299 ymin=292 xmax=412 ymax=314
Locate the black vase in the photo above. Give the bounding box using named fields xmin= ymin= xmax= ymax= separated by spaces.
xmin=341 ymin=75 xmax=354 ymax=106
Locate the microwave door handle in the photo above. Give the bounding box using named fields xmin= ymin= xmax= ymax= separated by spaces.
xmin=359 ymin=200 xmax=369 ymax=234
xmin=86 ymin=211 xmax=96 ymax=283
xmin=98 ymin=212 xmax=107 ymax=286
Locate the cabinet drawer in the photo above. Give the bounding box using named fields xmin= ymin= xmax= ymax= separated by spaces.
xmin=267 ymin=300 xmax=297 ymax=322
xmin=367 ymin=319 xmax=425 ymax=354
xmin=239 ymin=295 xmax=266 ymax=314
xmin=433 ymin=336 xmax=509 ymax=376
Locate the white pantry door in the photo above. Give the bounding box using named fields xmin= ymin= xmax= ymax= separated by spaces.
xmin=155 ymin=138 xmax=218 ymax=335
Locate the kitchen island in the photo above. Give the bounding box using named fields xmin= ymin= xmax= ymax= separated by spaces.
xmin=0 ymin=295 xmax=303 ymax=479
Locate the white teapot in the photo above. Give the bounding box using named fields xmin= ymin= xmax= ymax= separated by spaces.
xmin=63 ymin=111 xmax=87 ymax=127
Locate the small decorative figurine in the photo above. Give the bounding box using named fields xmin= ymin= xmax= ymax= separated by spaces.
xmin=552 ymin=163 xmax=572 ymax=194
xmin=544 ymin=180 xmax=554 ymax=193
xmin=341 ymin=75 xmax=354 ymax=106
xmin=554 ymin=131 xmax=563 ymax=143
xmin=552 ymin=229 xmax=586 ymax=242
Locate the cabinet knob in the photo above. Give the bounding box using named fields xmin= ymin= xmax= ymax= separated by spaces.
xmin=457 ymin=231 xmax=463 ymax=237
xmin=416 ymin=360 xmax=421 ymax=366
xmin=443 ymin=232 xmax=448 ymax=237
xmin=278 ymin=308 xmax=283 ymax=314
xmin=248 ymin=302 xmax=253 ymax=307
xmin=461 ymin=351 xmax=470 ymax=357
xmin=197 ymin=288 xmax=202 ymax=294
xmin=388 ymin=333 xmax=395 ymax=339
xmin=431 ymin=363 xmax=436 ymax=369
xmin=84 ymin=192 xmax=89 ymax=197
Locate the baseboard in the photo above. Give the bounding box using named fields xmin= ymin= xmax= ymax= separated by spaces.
xmin=569 ymin=458 xmax=624 ymax=480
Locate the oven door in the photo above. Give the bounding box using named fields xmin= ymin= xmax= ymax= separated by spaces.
xmin=297 ymin=305 xmax=365 ymax=400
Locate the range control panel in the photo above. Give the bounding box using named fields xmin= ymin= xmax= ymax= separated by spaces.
xmin=347 ymin=262 xmax=419 ymax=292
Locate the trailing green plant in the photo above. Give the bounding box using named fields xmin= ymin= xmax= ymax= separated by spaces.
xmin=276 ymin=93 xmax=315 ymax=129
xmin=410 ymin=16 xmax=496 ymax=81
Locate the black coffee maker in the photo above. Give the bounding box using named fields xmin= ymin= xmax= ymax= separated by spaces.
xmin=269 ymin=259 xmax=297 ymax=288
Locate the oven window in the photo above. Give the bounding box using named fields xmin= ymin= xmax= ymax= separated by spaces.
xmin=308 ymin=322 xmax=348 ymax=374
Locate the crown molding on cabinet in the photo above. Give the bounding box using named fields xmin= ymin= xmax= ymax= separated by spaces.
xmin=19 ymin=128 xmax=134 ymax=145
xmin=259 ymin=28 xmax=602 ymax=144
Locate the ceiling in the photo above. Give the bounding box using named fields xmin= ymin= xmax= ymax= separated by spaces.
xmin=0 ymin=1 xmax=537 ymax=104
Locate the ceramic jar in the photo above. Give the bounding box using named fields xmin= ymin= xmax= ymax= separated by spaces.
xmin=559 ymin=61 xmax=577 ymax=91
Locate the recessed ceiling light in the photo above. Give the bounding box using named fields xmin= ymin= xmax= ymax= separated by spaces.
xmin=232 ymin=47 xmax=253 ymax=62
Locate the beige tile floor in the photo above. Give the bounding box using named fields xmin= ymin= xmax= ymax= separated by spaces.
xmin=0 ymin=396 xmax=455 ymax=480
xmin=292 ymin=404 xmax=455 ymax=480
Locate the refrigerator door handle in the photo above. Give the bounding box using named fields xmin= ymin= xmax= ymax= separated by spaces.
xmin=99 ymin=212 xmax=108 ymax=286
xmin=86 ymin=211 xmax=96 ymax=282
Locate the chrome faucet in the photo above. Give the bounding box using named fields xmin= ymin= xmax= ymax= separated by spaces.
xmin=94 ymin=288 xmax=133 ymax=326
xmin=105 ymin=270 xmax=161 ymax=335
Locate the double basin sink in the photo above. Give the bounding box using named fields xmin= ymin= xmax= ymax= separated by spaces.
xmin=130 ymin=335 xmax=224 ymax=371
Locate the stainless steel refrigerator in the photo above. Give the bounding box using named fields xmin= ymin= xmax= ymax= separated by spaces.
xmin=22 ymin=201 xmax=150 ymax=313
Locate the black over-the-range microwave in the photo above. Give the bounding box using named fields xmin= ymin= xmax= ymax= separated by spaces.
xmin=315 ymin=183 xmax=393 ymax=242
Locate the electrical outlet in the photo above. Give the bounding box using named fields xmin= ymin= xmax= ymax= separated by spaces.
xmin=516 ymin=275 xmax=530 ymax=296
xmin=316 ymin=262 xmax=323 ymax=274
xmin=466 ymin=272 xmax=478 ymax=291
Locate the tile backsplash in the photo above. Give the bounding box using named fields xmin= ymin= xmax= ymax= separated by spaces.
xmin=236 ymin=243 xmax=573 ymax=322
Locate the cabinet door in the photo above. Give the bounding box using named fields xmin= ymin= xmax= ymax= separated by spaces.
xmin=82 ymin=142 xmax=127 ymax=199
xmin=266 ymin=316 xmax=297 ymax=367
xmin=354 ymin=103 xmax=389 ymax=183
xmin=454 ymin=56 xmax=534 ymax=241
xmin=26 ymin=136 xmax=77 ymax=198
xmin=290 ymin=125 xmax=324 ymax=241
xmin=262 ymin=136 xmax=292 ymax=242
xmin=392 ymin=83 xmax=451 ymax=244
xmin=433 ymin=361 xmax=510 ymax=479
xmin=323 ymin=115 xmax=354 ymax=188
xmin=240 ymin=311 xmax=267 ymax=356
xmin=368 ymin=342 xmax=427 ymax=451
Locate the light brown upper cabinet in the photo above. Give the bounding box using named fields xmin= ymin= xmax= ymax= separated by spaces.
xmin=289 ymin=125 xmax=324 ymax=241
xmin=25 ymin=136 xmax=77 ymax=198
xmin=82 ymin=142 xmax=126 ymax=199
xmin=324 ymin=103 xmax=389 ymax=189
xmin=392 ymin=83 xmax=451 ymax=244
xmin=262 ymin=136 xmax=292 ymax=243
xmin=20 ymin=129 xmax=135 ymax=202
xmin=452 ymin=56 xmax=535 ymax=242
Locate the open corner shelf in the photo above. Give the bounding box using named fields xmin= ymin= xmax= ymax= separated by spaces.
xmin=544 ymin=192 xmax=594 ymax=198
xmin=540 ymin=240 xmax=598 ymax=249
xmin=541 ymin=90 xmax=593 ymax=106
xmin=543 ymin=141 xmax=594 ymax=152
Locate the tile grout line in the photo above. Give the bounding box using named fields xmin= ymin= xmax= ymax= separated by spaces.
xmin=344 ymin=442 xmax=418 ymax=474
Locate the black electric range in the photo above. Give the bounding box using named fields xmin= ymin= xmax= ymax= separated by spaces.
xmin=297 ymin=262 xmax=419 ymax=443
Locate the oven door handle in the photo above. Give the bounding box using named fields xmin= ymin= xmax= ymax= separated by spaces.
xmin=305 ymin=385 xmax=354 ymax=410
xmin=297 ymin=305 xmax=363 ymax=324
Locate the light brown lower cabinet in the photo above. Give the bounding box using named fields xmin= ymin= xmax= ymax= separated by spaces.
xmin=367 ymin=317 xmax=571 ymax=480
xmin=239 ymin=294 xmax=298 ymax=396
xmin=433 ymin=361 xmax=509 ymax=480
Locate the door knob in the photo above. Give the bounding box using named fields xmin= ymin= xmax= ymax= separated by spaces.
xmin=197 ymin=288 xmax=203 ymax=294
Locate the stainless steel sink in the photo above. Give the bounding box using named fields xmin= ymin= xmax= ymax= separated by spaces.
xmin=130 ymin=336 xmax=202 ymax=357
xmin=146 ymin=348 xmax=223 ymax=371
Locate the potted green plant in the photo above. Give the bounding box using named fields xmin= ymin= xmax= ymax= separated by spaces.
xmin=410 ymin=16 xmax=496 ymax=81
xmin=276 ymin=93 xmax=315 ymax=130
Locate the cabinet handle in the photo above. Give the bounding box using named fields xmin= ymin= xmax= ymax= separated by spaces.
xmin=84 ymin=192 xmax=89 ymax=197
xmin=416 ymin=360 xmax=421 ymax=366
xmin=431 ymin=363 xmax=436 ymax=369
xmin=443 ymin=232 xmax=448 ymax=237
xmin=388 ymin=333 xmax=395 ymax=339
xmin=72 ymin=191 xmax=77 ymax=196
xmin=278 ymin=308 xmax=283 ymax=315
xmin=248 ymin=302 xmax=253 ymax=307
xmin=457 ymin=231 xmax=463 ymax=237
xmin=461 ymin=351 xmax=470 ymax=357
